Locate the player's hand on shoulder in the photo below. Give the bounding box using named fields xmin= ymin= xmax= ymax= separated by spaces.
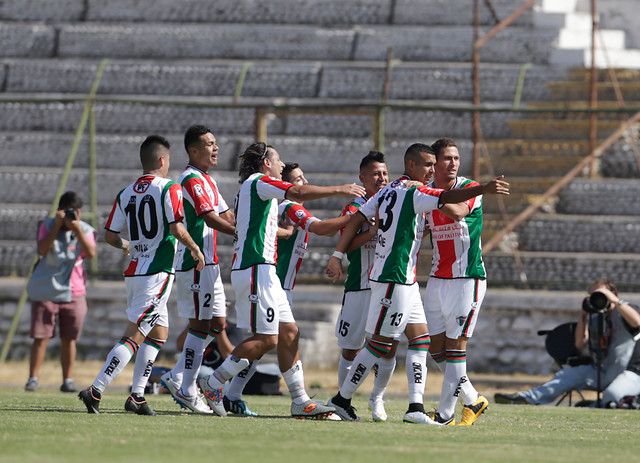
xmin=339 ymin=183 xmax=366 ymax=198
xmin=484 ymin=175 xmax=509 ymax=195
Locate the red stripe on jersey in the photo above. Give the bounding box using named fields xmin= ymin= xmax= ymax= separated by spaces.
xmin=285 ymin=203 xmax=315 ymax=231
xmin=435 ymin=240 xmax=455 ymax=278
xmin=105 ymin=198 xmax=120 ymax=230
xmin=204 ymin=175 xmax=220 ymax=208
xmin=431 ymin=209 xmax=454 ymax=226
xmin=259 ymin=175 xmax=293 ymax=191
xmin=168 ymin=183 xmax=184 ymax=221
xmin=184 ymin=177 xmax=215 ymax=215
xmin=124 ymin=259 xmax=139 ymax=277
xmin=417 ymin=185 xmax=443 ymax=197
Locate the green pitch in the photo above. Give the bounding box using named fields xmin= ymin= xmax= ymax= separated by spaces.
xmin=1 ymin=388 xmax=640 ymax=463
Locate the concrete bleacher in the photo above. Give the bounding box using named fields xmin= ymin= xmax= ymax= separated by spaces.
xmin=2 ymin=0 xmax=640 ymax=372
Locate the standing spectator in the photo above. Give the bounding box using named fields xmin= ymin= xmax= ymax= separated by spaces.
xmin=26 ymin=191 xmax=96 ymax=393
xmin=199 ymin=142 xmax=364 ymax=418
xmin=423 ymin=137 xmax=491 ymax=425
xmin=78 ymin=135 xmax=205 ymax=415
xmin=333 ymin=151 xmax=393 ymax=421
xmin=325 ymin=143 xmax=509 ymax=422
xmin=160 ymin=125 xmax=235 ymax=415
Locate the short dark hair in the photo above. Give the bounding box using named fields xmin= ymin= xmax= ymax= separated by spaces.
xmin=359 ymin=150 xmax=386 ymax=172
xmin=140 ymin=135 xmax=170 ymax=170
xmin=431 ymin=138 xmax=457 ymax=159
xmin=238 ymin=142 xmax=273 ymax=183
xmin=58 ymin=191 xmax=83 ymax=210
xmin=589 ymin=278 xmax=618 ymax=296
xmin=282 ymin=162 xmax=300 ymax=183
xmin=404 ymin=143 xmax=433 ymax=163
xmin=184 ymin=124 xmax=212 ymax=154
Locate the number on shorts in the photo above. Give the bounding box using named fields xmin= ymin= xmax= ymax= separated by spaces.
xmin=203 ymin=293 xmax=211 ymax=307
xmin=339 ymin=320 xmax=350 ymax=337
xmin=266 ymin=307 xmax=275 ymax=323
xmin=389 ymin=312 xmax=403 ymax=327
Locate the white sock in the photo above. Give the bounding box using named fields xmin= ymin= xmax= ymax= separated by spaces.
xmin=282 ymin=360 xmax=310 ymax=405
xmin=178 ymin=329 xmax=208 ymax=397
xmin=437 ymin=350 xmax=467 ymax=419
xmin=226 ymin=358 xmax=260 ymax=402
xmin=208 ymin=355 xmax=250 ymax=389
xmin=370 ymin=356 xmax=395 ymax=401
xmin=131 ymin=337 xmax=165 ymax=396
xmin=93 ymin=337 xmax=138 ymax=394
xmin=405 ymin=347 xmax=427 ymax=405
xmin=338 ymin=355 xmax=353 ymax=388
xmin=340 ymin=340 xmax=392 ymax=400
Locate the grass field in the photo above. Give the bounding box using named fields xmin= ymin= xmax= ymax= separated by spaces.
xmin=2 ymin=384 xmax=640 ymax=463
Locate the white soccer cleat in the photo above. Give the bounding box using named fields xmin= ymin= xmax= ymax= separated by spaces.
xmin=174 ymin=390 xmax=213 ymax=414
xmin=403 ymin=410 xmax=439 ymax=425
xmin=368 ymin=397 xmax=387 ymax=422
xmin=160 ymin=371 xmax=181 ymax=398
xmin=197 ymin=376 xmax=227 ymax=417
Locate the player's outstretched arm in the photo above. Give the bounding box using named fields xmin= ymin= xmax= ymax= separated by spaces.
xmin=287 ymin=183 xmax=366 ymax=203
xmin=170 ymin=222 xmax=205 ymax=270
xmin=440 ymin=175 xmax=509 ymax=205
xmin=308 ymin=214 xmax=351 ymax=236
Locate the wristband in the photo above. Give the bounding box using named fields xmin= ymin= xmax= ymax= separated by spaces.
xmin=618 ymin=299 xmax=629 ymax=307
xmin=332 ymin=251 xmax=344 ymax=260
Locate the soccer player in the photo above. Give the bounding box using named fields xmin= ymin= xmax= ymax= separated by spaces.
xmin=424 ymin=137 xmax=491 ymax=425
xmin=333 ymin=151 xmax=394 ymax=421
xmin=160 ymin=125 xmax=236 ymax=415
xmin=325 ymin=143 xmax=509 ymax=422
xmin=199 ymin=142 xmax=365 ymax=418
xmin=78 ymin=135 xmax=205 ymax=415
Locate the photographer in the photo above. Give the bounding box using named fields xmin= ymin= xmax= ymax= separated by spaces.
xmin=495 ymin=278 xmax=640 ymax=406
xmin=25 ymin=191 xmax=96 ymax=393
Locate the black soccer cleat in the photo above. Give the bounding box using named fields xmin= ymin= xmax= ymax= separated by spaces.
xmin=78 ymin=387 xmax=101 ymax=414
xmin=125 ymin=394 xmax=157 ymax=416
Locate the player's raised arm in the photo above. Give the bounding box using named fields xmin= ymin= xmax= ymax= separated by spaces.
xmin=324 ymin=212 xmax=367 ymax=283
xmin=439 ymin=175 xmax=509 ymax=205
xmin=286 ymin=183 xmax=365 ymax=203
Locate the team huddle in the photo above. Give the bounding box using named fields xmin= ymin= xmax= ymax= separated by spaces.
xmin=78 ymin=125 xmax=510 ymax=425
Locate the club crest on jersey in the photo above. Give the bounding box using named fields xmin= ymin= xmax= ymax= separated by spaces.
xmin=190 ymin=283 xmax=201 ymax=292
xmin=380 ymin=297 xmax=392 ymax=308
xmin=456 ymin=316 xmax=468 ymax=326
xmin=248 ymin=294 xmax=259 ymax=303
xmin=134 ymin=180 xmax=151 ymax=193
xmin=193 ymin=184 xmax=205 ymax=197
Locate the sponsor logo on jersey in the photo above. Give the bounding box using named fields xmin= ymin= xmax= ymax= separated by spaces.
xmin=200 ymin=203 xmax=211 ymax=211
xmin=248 ymin=294 xmax=259 ymax=303
xmin=134 ymin=180 xmax=151 ymax=193
xmin=193 ymin=184 xmax=205 ymax=197
xmin=381 ymin=297 xmax=392 ymax=308
xmin=190 ymin=283 xmax=201 ymax=292
xmin=295 ymin=210 xmax=306 ymax=220
xmin=150 ymin=297 xmax=160 ymax=307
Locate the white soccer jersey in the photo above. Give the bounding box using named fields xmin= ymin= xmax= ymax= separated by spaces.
xmin=105 ymin=175 xmax=184 ymax=276
xmin=359 ymin=175 xmax=442 ymax=285
xmin=341 ymin=197 xmax=376 ymax=292
xmin=425 ymin=176 xmax=486 ymax=279
xmin=232 ymin=173 xmax=293 ymax=270
xmin=275 ymin=200 xmax=319 ymax=290
xmin=174 ymin=165 xmax=230 ymax=270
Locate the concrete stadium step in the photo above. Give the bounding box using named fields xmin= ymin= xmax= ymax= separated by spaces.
xmin=481 ymin=177 xmax=559 ymax=214
xmin=518 ymin=213 xmax=640 ymax=253
xmin=2 ymin=22 xmax=560 ymax=64
xmin=0 ymin=0 xmax=535 ymax=27
xmin=568 ymin=68 xmax=640 ymax=82
xmin=557 ymin=178 xmax=640 ymax=215
xmin=0 ymin=99 xmax=514 ymax=139
xmin=480 ymin=251 xmax=640 ymax=292
xmin=548 ymin=81 xmax=640 ymax=102
xmin=1 ymin=59 xmax=566 ymax=103
xmin=507 ymin=118 xmax=622 ymax=140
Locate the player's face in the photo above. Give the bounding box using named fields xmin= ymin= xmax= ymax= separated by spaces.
xmin=264 ymin=149 xmax=285 ymax=179
xmin=435 ymin=146 xmax=460 ymax=184
xmin=359 ymin=162 xmax=389 ymax=197
xmin=412 ymin=151 xmax=436 ymax=184
xmin=286 ymin=167 xmax=308 ymax=186
xmin=192 ymin=132 xmax=219 ymax=170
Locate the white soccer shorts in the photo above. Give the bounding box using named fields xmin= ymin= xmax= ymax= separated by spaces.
xmin=125 ymin=272 xmax=172 ymax=337
xmin=175 ymin=264 xmax=227 ymax=320
xmin=335 ymin=290 xmax=371 ymax=350
xmin=366 ymin=281 xmax=426 ymax=340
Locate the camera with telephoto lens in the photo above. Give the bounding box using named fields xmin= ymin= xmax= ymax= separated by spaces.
xmin=582 ymin=291 xmax=609 ymax=314
xmin=64 ymin=208 xmax=78 ymax=221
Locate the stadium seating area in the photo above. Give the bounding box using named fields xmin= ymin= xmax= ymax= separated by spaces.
xmin=1 ymin=0 xmax=639 ymax=292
